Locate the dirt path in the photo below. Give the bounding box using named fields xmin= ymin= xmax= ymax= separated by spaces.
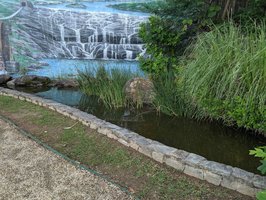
xmin=0 ymin=119 xmax=133 ymax=200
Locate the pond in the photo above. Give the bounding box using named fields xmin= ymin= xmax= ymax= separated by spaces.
xmin=18 ymin=86 xmax=265 ymax=174
xmin=26 ymin=59 xmax=141 ymax=78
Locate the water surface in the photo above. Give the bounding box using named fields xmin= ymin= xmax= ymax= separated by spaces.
xmin=27 ymin=59 xmax=141 ymax=78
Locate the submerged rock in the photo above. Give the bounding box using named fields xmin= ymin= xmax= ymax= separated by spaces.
xmin=50 ymin=79 xmax=79 ymax=88
xmin=0 ymin=75 xmax=12 ymax=85
xmin=124 ymin=77 xmax=154 ymax=104
xmin=14 ymin=75 xmax=51 ymax=87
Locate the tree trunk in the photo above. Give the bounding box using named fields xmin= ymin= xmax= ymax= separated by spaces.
xmin=212 ymin=0 xmax=249 ymax=20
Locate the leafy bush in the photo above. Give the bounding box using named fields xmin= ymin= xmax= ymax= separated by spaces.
xmin=182 ymin=23 xmax=266 ymax=133
xmin=250 ymin=146 xmax=266 ymax=200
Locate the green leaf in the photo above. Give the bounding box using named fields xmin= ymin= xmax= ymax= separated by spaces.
xmin=249 ymin=148 xmax=266 ymax=159
xmin=258 ymin=160 xmax=266 ymax=174
xmin=256 ymin=190 xmax=266 ymax=200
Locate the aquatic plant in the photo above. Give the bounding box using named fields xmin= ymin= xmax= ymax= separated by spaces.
xmin=77 ymin=66 xmax=140 ymax=109
xmin=182 ymin=22 xmax=266 ymax=132
xmin=152 ymin=72 xmax=198 ymax=117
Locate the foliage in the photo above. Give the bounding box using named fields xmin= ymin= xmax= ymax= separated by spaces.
xmin=138 ymin=0 xmax=265 ymax=77
xmin=138 ymin=0 xmax=220 ymax=77
xmin=139 ymin=16 xmax=196 ymax=76
xmin=152 ymin=72 xmax=198 ymax=117
xmin=107 ymin=1 xmax=164 ymax=13
xmin=236 ymin=0 xmax=266 ymax=21
xmin=77 ymin=66 xmax=140 ymax=109
xmin=250 ymin=146 xmax=266 ymax=200
xmin=182 ymin=23 xmax=266 ymax=132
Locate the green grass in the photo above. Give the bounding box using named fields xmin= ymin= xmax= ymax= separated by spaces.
xmin=181 ymin=22 xmax=266 ymax=133
xmin=77 ymin=66 xmax=141 ymax=109
xmin=0 ymin=95 xmax=250 ymax=200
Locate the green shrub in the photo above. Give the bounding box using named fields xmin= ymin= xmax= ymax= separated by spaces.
xmin=182 ymin=22 xmax=266 ymax=133
xmin=250 ymin=146 xmax=266 ymax=200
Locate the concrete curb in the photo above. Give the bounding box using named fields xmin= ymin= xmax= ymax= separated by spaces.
xmin=0 ymin=87 xmax=265 ymax=197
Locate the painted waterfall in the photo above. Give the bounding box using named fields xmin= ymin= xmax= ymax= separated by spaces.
xmin=18 ymin=5 xmax=148 ymax=60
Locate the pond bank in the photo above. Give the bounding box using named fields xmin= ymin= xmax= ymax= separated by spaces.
xmin=0 ymin=87 xmax=264 ymax=198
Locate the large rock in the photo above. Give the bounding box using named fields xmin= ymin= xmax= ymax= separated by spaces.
xmin=50 ymin=79 xmax=79 ymax=88
xmin=14 ymin=75 xmax=51 ymax=87
xmin=0 ymin=75 xmax=12 ymax=85
xmin=6 ymin=79 xmax=15 ymax=88
xmin=124 ymin=77 xmax=154 ymax=104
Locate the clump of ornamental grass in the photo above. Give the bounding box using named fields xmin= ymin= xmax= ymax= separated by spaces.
xmin=182 ymin=22 xmax=266 ymax=132
xmin=77 ymin=66 xmax=140 ymax=109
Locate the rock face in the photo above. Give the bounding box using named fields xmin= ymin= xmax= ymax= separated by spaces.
xmin=0 ymin=75 xmax=12 ymax=85
xmin=16 ymin=7 xmax=148 ymax=60
xmin=14 ymin=75 xmax=51 ymax=87
xmin=124 ymin=77 xmax=154 ymax=104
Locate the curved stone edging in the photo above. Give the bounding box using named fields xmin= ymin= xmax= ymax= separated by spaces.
xmin=0 ymin=87 xmax=265 ymax=197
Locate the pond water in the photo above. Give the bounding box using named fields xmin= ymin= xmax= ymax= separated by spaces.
xmin=37 ymin=1 xmax=150 ymax=16
xmin=26 ymin=59 xmax=141 ymax=78
xmin=24 ymin=87 xmax=265 ymax=174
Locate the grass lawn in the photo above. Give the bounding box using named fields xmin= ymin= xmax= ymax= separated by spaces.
xmin=0 ymin=95 xmax=252 ymax=200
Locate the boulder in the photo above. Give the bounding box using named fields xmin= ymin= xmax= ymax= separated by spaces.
xmin=0 ymin=75 xmax=12 ymax=85
xmin=14 ymin=75 xmax=51 ymax=87
xmin=51 ymin=79 xmax=79 ymax=88
xmin=124 ymin=77 xmax=155 ymax=104
xmin=6 ymin=79 xmax=15 ymax=88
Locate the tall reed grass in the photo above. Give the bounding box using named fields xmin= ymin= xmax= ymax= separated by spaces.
xmin=182 ymin=22 xmax=266 ymax=132
xmin=77 ymin=66 xmax=139 ymax=109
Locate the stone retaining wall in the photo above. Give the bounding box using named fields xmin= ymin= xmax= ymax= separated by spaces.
xmin=0 ymin=87 xmax=265 ymax=197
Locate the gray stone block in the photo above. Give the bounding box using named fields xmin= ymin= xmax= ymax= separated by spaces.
xmin=168 ymin=149 xmax=189 ymax=160
xmin=148 ymin=143 xmax=176 ymax=156
xmin=118 ymin=138 xmax=129 ymax=147
xmin=184 ymin=165 xmax=204 ymax=180
xmin=199 ymin=160 xmax=232 ymax=177
xmin=129 ymin=141 xmax=139 ymax=151
xmin=165 ymin=157 xmax=185 ymax=171
xmin=138 ymin=146 xmax=153 ymax=158
xmin=204 ymin=170 xmax=222 ymax=186
xmin=184 ymin=153 xmax=206 ymax=167
xmin=253 ymin=175 xmax=266 ymax=189
xmin=98 ymin=127 xmax=112 ymax=135
xmin=232 ymin=167 xmax=254 ymax=185
xmin=152 ymin=151 xmax=164 ymax=163
xmin=90 ymin=122 xmax=99 ymax=130
xmin=107 ymin=132 xmax=118 ymax=140
xmin=222 ymin=176 xmax=256 ymax=197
